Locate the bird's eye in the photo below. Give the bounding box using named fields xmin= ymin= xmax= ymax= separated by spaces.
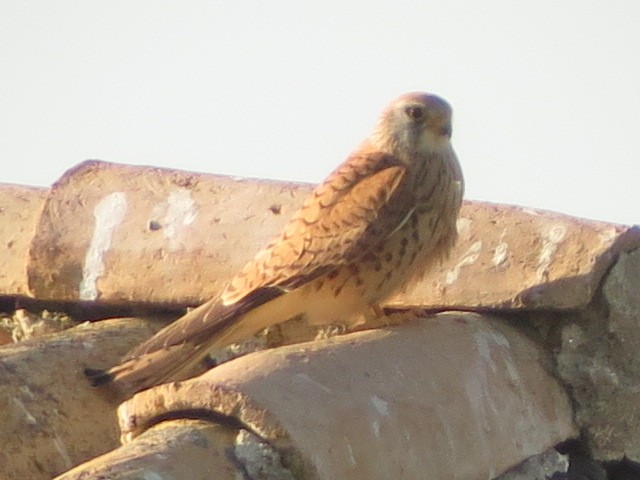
xmin=405 ymin=106 xmax=425 ymax=121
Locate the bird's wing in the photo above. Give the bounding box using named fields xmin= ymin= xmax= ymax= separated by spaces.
xmin=222 ymin=150 xmax=408 ymax=302
xmin=124 ymin=151 xmax=408 ymax=358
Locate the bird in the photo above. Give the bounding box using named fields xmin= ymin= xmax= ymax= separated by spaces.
xmin=85 ymin=92 xmax=464 ymax=396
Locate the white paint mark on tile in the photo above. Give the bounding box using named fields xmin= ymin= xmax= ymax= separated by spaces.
xmin=163 ymin=189 xmax=197 ymax=251
xmin=491 ymin=229 xmax=509 ymax=267
xmin=345 ymin=442 xmax=357 ymax=466
xmin=369 ymin=395 xmax=389 ymax=440
xmin=12 ymin=397 xmax=37 ymax=425
xmin=79 ymin=192 xmax=128 ymax=301
xmin=536 ymin=224 xmax=567 ymax=282
xmin=456 ymin=217 xmax=471 ymax=235
xmin=473 ymin=328 xmax=511 ymax=374
xmin=372 ymin=419 xmax=381 ymax=438
xmin=371 ymin=395 xmax=390 ymax=417
xmin=53 ymin=431 xmax=73 ymax=469
xmin=445 ymin=240 xmax=482 ymax=285
xmin=19 ymin=384 xmax=36 ymax=400
xmin=293 ymin=373 xmax=333 ymax=393
xmin=597 ymin=227 xmax=618 ymax=246
xmin=521 ymin=207 xmax=542 ymax=217
xmin=141 ymin=472 xmax=164 ymax=480
xmin=462 ymin=369 xmax=492 ymax=465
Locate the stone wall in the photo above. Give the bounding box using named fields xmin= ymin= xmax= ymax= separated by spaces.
xmin=1 ymin=160 xmax=639 ymax=479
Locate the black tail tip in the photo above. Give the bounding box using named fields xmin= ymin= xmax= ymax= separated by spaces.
xmin=84 ymin=367 xmax=113 ymax=387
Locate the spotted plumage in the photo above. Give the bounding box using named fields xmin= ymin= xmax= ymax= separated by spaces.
xmin=85 ymin=92 xmax=464 ymax=396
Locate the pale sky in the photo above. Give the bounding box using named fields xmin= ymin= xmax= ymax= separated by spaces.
xmin=2 ymin=2 xmax=639 ymax=225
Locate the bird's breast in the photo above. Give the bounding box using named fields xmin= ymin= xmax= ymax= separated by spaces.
xmin=300 ymin=151 xmax=462 ymax=327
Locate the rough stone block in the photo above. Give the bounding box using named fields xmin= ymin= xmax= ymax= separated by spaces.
xmin=117 ymin=313 xmax=576 ymax=479
xmin=557 ymin=247 xmax=640 ymax=462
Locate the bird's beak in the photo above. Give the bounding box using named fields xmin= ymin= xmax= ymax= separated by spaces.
xmin=439 ymin=122 xmax=452 ymax=138
xmin=426 ymin=117 xmax=452 ymax=138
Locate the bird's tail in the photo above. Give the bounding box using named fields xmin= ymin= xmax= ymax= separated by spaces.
xmin=84 ymin=340 xmax=210 ymax=397
xmin=84 ymin=287 xmax=299 ymax=397
xmin=84 ymin=367 xmax=113 ymax=387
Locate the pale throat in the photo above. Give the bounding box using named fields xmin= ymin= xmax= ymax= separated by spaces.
xmin=416 ymin=129 xmax=451 ymax=156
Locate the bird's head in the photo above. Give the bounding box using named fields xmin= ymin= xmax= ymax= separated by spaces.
xmin=370 ymin=92 xmax=453 ymax=159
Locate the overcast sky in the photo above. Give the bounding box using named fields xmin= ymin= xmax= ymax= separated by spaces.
xmin=2 ymin=1 xmax=639 ymax=225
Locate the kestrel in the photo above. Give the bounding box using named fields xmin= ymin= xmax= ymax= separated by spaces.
xmin=86 ymin=92 xmax=464 ymax=396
